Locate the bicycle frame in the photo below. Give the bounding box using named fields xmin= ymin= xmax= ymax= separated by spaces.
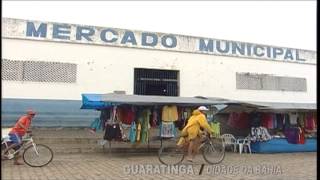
xmin=2 ymin=135 xmax=39 ymax=158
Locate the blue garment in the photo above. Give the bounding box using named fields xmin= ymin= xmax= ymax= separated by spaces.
xmin=90 ymin=118 xmax=102 ymax=131
xmin=8 ymin=133 xmax=22 ymax=150
xmin=249 ymin=112 xmax=261 ymax=127
xmin=129 ymin=121 xmax=136 ymax=144
xmin=284 ymin=114 xmax=291 ymax=129
xmin=272 ymin=114 xmax=277 ymax=129
xmin=276 ymin=114 xmax=283 ymax=130
xmin=159 ymin=122 xmax=176 ymax=138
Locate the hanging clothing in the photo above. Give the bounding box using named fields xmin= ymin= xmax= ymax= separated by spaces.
xmin=136 ymin=123 xmax=141 ymax=142
xmin=142 ymin=109 xmax=151 ymax=143
xmin=118 ymin=107 xmax=135 ymax=125
xmin=249 ymin=112 xmax=261 ymax=127
xmin=128 ymin=121 xmax=136 ymax=144
xmin=160 ymin=121 xmax=176 ymax=138
xmin=161 ymin=105 xmax=178 ymax=122
xmin=284 ymin=127 xmax=303 ymax=144
xmin=100 ymin=109 xmax=111 ymax=130
xmin=210 ymin=121 xmax=220 ymax=137
xmin=305 ymin=112 xmax=316 ymax=131
xmin=297 ymin=127 xmax=305 ymax=144
xmin=150 ymin=109 xmax=158 ymax=128
xmin=104 ymin=124 xmax=122 ymax=141
xmin=227 ymin=112 xmax=249 ymax=129
xmin=283 ymin=114 xmax=290 ymax=129
xmin=90 ymin=118 xmax=102 ymax=133
xmin=275 ymin=114 xmax=284 ymax=130
xmin=297 ymin=113 xmax=305 ymax=128
xmin=261 ymin=113 xmax=274 ymax=129
xmin=289 ymin=112 xmax=298 ymax=126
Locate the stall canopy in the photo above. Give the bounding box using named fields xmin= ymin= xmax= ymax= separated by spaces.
xmin=81 ymin=94 xmax=112 ymax=109
xmin=217 ymin=100 xmax=317 ymax=113
xmin=100 ymin=93 xmax=228 ymax=106
xmin=81 ymin=93 xmax=316 ymax=111
xmin=81 ymin=93 xmax=229 ymax=109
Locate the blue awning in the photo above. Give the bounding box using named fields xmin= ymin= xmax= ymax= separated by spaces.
xmin=81 ymin=94 xmax=113 ymax=109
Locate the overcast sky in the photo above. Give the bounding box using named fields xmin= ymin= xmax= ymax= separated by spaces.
xmin=2 ymin=1 xmax=317 ymax=51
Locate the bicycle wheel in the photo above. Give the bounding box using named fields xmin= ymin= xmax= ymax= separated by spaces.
xmin=23 ymin=144 xmax=54 ymax=167
xmin=202 ymin=138 xmax=225 ymax=164
xmin=158 ymin=146 xmax=185 ymax=165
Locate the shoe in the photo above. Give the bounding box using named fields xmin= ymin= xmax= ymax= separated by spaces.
xmin=2 ymin=154 xmax=14 ymax=160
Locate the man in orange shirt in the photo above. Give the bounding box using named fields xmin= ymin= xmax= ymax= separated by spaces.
xmin=3 ymin=110 xmax=36 ymax=165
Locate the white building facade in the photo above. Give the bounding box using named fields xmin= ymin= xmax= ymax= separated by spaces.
xmin=1 ymin=18 xmax=317 ymax=127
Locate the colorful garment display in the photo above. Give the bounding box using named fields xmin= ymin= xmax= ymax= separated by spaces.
xmin=161 ymin=105 xmax=178 ymax=122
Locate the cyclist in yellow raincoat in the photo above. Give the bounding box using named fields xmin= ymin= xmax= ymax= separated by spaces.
xmin=177 ymin=106 xmax=214 ymax=162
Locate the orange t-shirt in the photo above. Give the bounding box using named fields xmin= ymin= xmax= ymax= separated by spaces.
xmin=10 ymin=115 xmax=32 ymax=136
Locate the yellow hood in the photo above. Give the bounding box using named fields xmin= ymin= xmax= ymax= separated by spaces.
xmin=192 ymin=110 xmax=201 ymax=115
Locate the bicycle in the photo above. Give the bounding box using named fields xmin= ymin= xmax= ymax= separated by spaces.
xmin=1 ymin=132 xmax=54 ymax=167
xmin=158 ymin=132 xmax=225 ymax=165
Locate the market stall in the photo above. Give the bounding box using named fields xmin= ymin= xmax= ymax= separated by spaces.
xmin=81 ymin=93 xmax=225 ymax=150
xmin=218 ymin=102 xmax=317 ymax=153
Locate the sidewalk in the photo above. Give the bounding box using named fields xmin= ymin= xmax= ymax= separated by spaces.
xmin=1 ymin=151 xmax=317 ymax=180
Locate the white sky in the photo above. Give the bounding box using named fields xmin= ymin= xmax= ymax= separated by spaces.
xmin=2 ymin=1 xmax=317 ymax=50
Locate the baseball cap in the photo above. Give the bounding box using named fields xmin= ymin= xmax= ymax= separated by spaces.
xmin=27 ymin=109 xmax=36 ymax=115
xmin=198 ymin=106 xmax=209 ymax=111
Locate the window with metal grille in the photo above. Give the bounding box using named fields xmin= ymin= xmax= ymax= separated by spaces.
xmin=236 ymin=73 xmax=307 ymax=92
xmin=2 ymin=59 xmax=77 ymax=83
xmin=134 ymin=68 xmax=179 ymax=96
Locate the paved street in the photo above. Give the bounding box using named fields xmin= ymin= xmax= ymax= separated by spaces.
xmin=1 ymin=152 xmax=316 ymax=180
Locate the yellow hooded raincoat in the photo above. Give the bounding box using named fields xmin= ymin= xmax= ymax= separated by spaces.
xmin=177 ymin=110 xmax=214 ymax=145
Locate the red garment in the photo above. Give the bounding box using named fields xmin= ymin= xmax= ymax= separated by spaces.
xmin=261 ymin=113 xmax=273 ymax=129
xmin=305 ymin=113 xmax=315 ymax=130
xmin=119 ymin=107 xmax=135 ymax=125
xmin=227 ymin=112 xmax=249 ymax=129
xmin=10 ymin=115 xmax=32 ymax=136
xmin=298 ymin=128 xmax=305 ymax=144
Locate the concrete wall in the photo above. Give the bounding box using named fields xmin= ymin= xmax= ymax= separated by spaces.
xmin=2 ymin=38 xmax=317 ymax=103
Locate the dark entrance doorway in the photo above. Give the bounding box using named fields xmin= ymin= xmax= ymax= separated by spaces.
xmin=134 ymin=68 xmax=179 ymax=96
